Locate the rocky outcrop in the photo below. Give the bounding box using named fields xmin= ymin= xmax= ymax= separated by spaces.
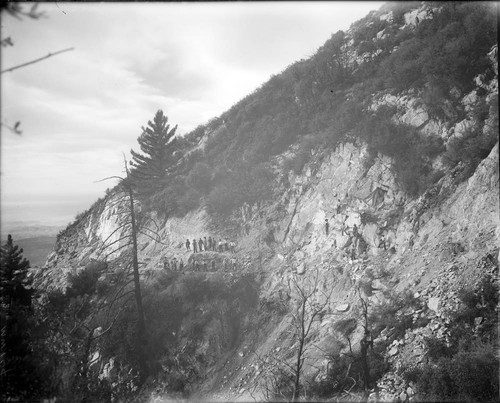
xmin=39 ymin=2 xmax=499 ymax=400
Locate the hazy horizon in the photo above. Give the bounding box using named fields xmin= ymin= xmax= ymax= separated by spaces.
xmin=1 ymin=2 xmax=382 ymax=234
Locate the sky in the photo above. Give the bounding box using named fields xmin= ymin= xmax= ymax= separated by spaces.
xmin=1 ymin=1 xmax=382 ymax=231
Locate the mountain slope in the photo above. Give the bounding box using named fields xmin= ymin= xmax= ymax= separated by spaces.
xmin=36 ymin=2 xmax=498 ymax=401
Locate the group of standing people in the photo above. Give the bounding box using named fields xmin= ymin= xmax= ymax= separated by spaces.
xmin=163 ymin=255 xmax=237 ymax=273
xmin=188 ymin=256 xmax=237 ymax=272
xmin=163 ymin=257 xmax=184 ymax=271
xmin=185 ymin=236 xmax=236 ymax=253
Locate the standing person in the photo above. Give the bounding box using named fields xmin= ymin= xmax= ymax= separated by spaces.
xmin=163 ymin=258 xmax=169 ymax=271
xmin=379 ymin=233 xmax=387 ymax=251
xmin=203 ymin=260 xmax=208 ymax=272
xmin=208 ymin=236 xmax=213 ymax=251
xmin=224 ymin=239 xmax=229 ymax=251
xmin=218 ymin=239 xmax=223 ymax=252
xmin=231 ymin=257 xmax=237 ymax=271
xmin=213 ymin=238 xmax=217 ymax=251
xmin=211 ymin=260 xmax=216 ymax=271
xmin=203 ymin=236 xmax=208 ymax=251
xmin=325 ymin=218 xmax=330 ymax=236
xmin=179 ymin=258 xmax=184 ymax=271
xmin=343 ymin=224 xmax=349 ymax=237
xmin=193 ymin=239 xmax=198 ymax=253
xmin=198 ymin=238 xmax=204 ymax=252
xmin=185 ymin=239 xmax=191 ymax=251
xmin=172 ymin=258 xmax=177 ymax=271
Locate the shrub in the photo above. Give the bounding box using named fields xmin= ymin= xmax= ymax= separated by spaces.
xmin=334 ymin=318 xmax=358 ymax=340
xmin=443 ymin=98 xmax=498 ymax=179
xmin=369 ymin=289 xmax=424 ymax=341
xmin=67 ymin=260 xmax=106 ymax=297
xmin=206 ymin=163 xmax=274 ymax=216
xmin=424 ymin=336 xmax=452 ymax=361
xmin=404 ymin=344 xmax=499 ymax=402
xmin=186 ymin=162 xmax=212 ymax=194
xmin=403 ymin=275 xmax=499 ymax=401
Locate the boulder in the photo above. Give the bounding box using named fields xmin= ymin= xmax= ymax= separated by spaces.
xmin=362 ymin=223 xmax=379 ymax=248
xmin=335 ymin=303 xmax=350 ymax=312
xmin=297 ymin=262 xmax=306 ymax=275
xmin=427 ymin=297 xmax=440 ymax=313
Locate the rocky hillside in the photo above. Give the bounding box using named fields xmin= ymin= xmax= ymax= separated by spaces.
xmin=37 ymin=2 xmax=498 ymax=401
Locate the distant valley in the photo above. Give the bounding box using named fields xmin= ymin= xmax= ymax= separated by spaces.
xmin=15 ymin=236 xmax=56 ymax=267
xmin=1 ymin=222 xmax=62 ymax=267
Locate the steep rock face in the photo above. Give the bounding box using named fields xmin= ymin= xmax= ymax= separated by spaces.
xmin=206 ymin=141 xmax=498 ymax=402
xmin=38 ymin=2 xmax=499 ymax=400
xmin=40 ymin=136 xmax=499 ymax=401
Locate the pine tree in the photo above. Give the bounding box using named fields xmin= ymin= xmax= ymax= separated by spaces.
xmin=0 ymin=234 xmax=40 ymax=399
xmin=0 ymin=234 xmax=32 ymax=315
xmin=130 ymin=110 xmax=179 ymax=195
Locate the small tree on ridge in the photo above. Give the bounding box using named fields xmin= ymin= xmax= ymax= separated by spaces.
xmin=130 ymin=110 xmax=179 ymax=196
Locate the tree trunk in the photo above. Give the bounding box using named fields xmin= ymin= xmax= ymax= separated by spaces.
xmin=128 ymin=186 xmax=146 ymax=334
xmin=293 ymin=300 xmax=306 ymax=402
xmin=293 ymin=339 xmax=304 ymax=401
xmin=127 ymin=185 xmax=148 ymax=378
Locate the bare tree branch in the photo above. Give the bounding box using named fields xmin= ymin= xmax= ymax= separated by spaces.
xmin=1 ymin=120 xmax=22 ymax=135
xmin=1 ymin=47 xmax=75 ymax=74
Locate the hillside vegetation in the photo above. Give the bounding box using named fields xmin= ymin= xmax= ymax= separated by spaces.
xmin=128 ymin=1 xmax=497 ymax=221
xmin=5 ymin=2 xmax=499 ymax=402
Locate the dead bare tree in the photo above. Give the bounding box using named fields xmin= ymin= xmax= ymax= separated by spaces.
xmin=96 ymin=156 xmax=166 ymax=379
xmin=288 ymin=269 xmax=332 ymax=401
xmin=357 ymin=288 xmax=374 ymax=397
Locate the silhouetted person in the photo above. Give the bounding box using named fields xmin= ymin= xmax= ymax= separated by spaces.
xmin=204 ymin=236 xmax=208 ymax=251
xmin=203 ymin=260 xmax=208 ymax=272
xmin=172 ymin=258 xmax=177 ymax=271
xmin=185 ymin=239 xmax=190 ymax=251
xmin=218 ymin=239 xmax=223 ymax=252
xmin=212 ymin=260 xmax=216 ymax=271
xmin=179 ymin=258 xmax=184 ymax=271
xmin=198 ymin=238 xmax=203 ymax=252
xmin=325 ymin=218 xmax=329 ymax=235
xmin=224 ymin=239 xmax=228 ymax=251
xmin=208 ymin=236 xmax=213 ymax=251
xmin=193 ymin=239 xmax=198 ymax=253
xmin=379 ymin=234 xmax=386 ymax=251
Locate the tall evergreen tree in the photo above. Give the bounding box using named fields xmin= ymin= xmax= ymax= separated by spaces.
xmin=130 ymin=110 xmax=179 ymax=195
xmin=0 ymin=234 xmax=40 ymax=399
xmin=0 ymin=235 xmax=32 ymax=316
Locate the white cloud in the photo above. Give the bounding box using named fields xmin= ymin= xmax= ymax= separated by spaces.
xmin=1 ymin=1 xmax=382 ymax=227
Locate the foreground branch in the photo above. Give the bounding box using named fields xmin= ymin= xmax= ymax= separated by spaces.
xmin=1 ymin=47 xmax=75 ymax=74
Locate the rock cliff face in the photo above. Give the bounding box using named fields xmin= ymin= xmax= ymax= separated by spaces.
xmin=40 ymin=141 xmax=498 ymax=400
xmin=39 ymin=2 xmax=498 ymax=401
